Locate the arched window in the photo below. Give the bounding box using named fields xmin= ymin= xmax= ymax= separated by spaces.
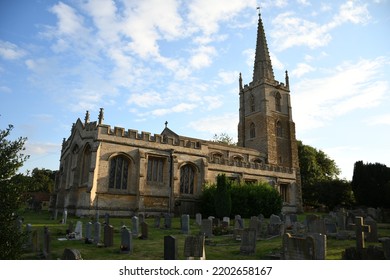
xmin=276 ymin=121 xmax=282 ymax=137
xmin=109 ymin=155 xmax=130 ymax=190
xmin=180 ymin=164 xmax=195 ymax=194
xmin=250 ymin=122 xmax=256 ymax=138
xmin=250 ymin=94 xmax=255 ymax=112
xmin=81 ymin=144 xmax=91 ymax=184
xmin=275 ymin=92 xmax=281 ymax=112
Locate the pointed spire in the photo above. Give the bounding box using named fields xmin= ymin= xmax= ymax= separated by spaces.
xmin=239 ymin=72 xmax=243 ymax=91
xmin=253 ymin=8 xmax=275 ymax=82
xmin=285 ymin=70 xmax=289 ymax=89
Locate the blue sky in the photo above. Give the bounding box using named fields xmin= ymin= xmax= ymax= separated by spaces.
xmin=1 ymin=0 xmax=389 ymax=180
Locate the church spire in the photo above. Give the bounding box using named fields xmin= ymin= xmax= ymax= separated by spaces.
xmin=253 ymin=8 xmax=275 ymax=82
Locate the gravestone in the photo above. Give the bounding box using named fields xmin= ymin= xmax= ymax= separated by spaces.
xmin=336 ymin=209 xmax=347 ymax=230
xmin=196 ymin=213 xmax=202 ymax=226
xmin=240 ymin=228 xmax=257 ymax=255
xmin=132 ymin=216 xmax=139 ymax=237
xmin=94 ymin=222 xmax=101 ymax=245
xmin=367 ymin=208 xmax=378 ymax=220
xmin=85 ymin=222 xmax=92 ymax=243
xmin=164 ymin=235 xmax=178 ymax=260
xmin=25 ymin=224 xmax=33 ymax=250
xmin=249 ymin=216 xmax=262 ymax=237
xmin=350 ymin=216 xmax=370 ymax=253
xmin=154 ymin=216 xmax=161 ymax=228
xmin=181 ymin=214 xmax=190 ymax=234
xmin=325 ymin=222 xmax=338 ymax=236
xmin=234 ymin=215 xmax=244 ymax=229
xmin=104 ymin=213 xmax=110 ymax=225
xmin=307 ymin=218 xmax=326 ymax=234
xmin=139 ymin=213 xmax=145 ymax=224
xmin=120 ymin=226 xmax=133 ymax=254
xmin=62 ymin=248 xmax=82 ymax=260
xmin=62 ymin=209 xmax=68 ymax=224
xmin=43 ymin=226 xmax=50 ymax=259
xmin=364 ymin=216 xmax=378 ymax=242
xmin=223 ymin=217 xmax=230 ymax=226
xmin=163 ymin=213 xmax=172 ymax=229
xmin=140 ymin=222 xmax=148 ymax=239
xmin=282 ymin=233 xmax=326 ymax=260
xmin=104 ymin=225 xmax=114 ymax=247
xmin=268 ymin=214 xmax=282 ymax=236
xmin=200 ymin=219 xmax=213 ymax=238
xmin=74 ymin=221 xmax=83 ymax=240
xmin=184 ymin=235 xmax=206 ymax=260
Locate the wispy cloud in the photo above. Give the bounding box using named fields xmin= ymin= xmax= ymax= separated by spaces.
xmin=0 ymin=40 xmax=27 ymax=60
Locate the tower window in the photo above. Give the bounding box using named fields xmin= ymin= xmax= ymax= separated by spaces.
xmin=276 ymin=121 xmax=283 ymax=137
xmin=250 ymin=122 xmax=256 ymax=138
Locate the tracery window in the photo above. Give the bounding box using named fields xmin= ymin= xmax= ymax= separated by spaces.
xmin=147 ymin=156 xmax=164 ymax=183
xmin=81 ymin=144 xmax=91 ymax=184
xmin=109 ymin=155 xmax=129 ymax=190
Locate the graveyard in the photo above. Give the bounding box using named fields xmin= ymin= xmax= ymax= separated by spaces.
xmin=17 ymin=208 xmax=390 ymax=260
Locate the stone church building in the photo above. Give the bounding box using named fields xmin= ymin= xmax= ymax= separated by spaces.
xmin=53 ymin=13 xmax=303 ymax=217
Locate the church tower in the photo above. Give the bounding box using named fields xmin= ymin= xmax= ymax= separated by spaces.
xmin=237 ymin=11 xmax=299 ymax=173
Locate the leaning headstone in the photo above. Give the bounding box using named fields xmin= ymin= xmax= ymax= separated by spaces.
xmin=132 ymin=216 xmax=139 ymax=237
xmin=364 ymin=216 xmax=378 ymax=243
xmin=62 ymin=248 xmax=82 ymax=260
xmin=181 ymin=214 xmax=190 ymax=234
xmin=42 ymin=226 xmax=51 ymax=259
xmin=240 ymin=228 xmax=257 ymax=255
xmin=140 ymin=222 xmax=149 ymax=240
xmin=184 ymin=235 xmax=206 ymax=260
xmin=120 ymin=226 xmax=133 ymax=254
xmin=74 ymin=221 xmax=83 ymax=240
xmin=164 ymin=235 xmax=178 ymax=260
xmin=196 ymin=213 xmax=202 ymax=226
xmin=85 ymin=222 xmax=93 ymax=243
xmin=200 ymin=219 xmax=213 ymax=238
xmin=104 ymin=225 xmax=114 ymax=247
xmin=94 ymin=222 xmax=101 ymax=245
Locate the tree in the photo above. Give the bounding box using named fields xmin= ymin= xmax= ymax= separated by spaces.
xmin=314 ymin=179 xmax=355 ymax=210
xmin=0 ymin=124 xmax=29 ymax=259
xmin=212 ymin=133 xmax=236 ymax=145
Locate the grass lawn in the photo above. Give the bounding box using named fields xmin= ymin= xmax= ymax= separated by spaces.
xmin=18 ymin=210 xmax=390 ymax=260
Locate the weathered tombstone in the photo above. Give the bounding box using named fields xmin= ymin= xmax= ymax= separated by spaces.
xmin=85 ymin=222 xmax=92 ymax=243
xmin=104 ymin=224 xmax=114 ymax=247
xmin=196 ymin=213 xmax=202 ymax=226
xmin=325 ymin=222 xmax=338 ymax=236
xmin=62 ymin=248 xmax=82 ymax=260
xmin=349 ymin=216 xmax=370 ymax=253
xmin=367 ymin=208 xmax=377 ymax=220
xmin=163 ymin=213 xmax=172 ymax=229
xmin=120 ymin=226 xmax=133 ymax=254
xmin=74 ymin=221 xmax=83 ymax=240
xmin=140 ymin=222 xmax=149 ymax=239
xmin=364 ymin=216 xmax=378 ymax=243
xmin=62 ymin=209 xmax=68 ymax=224
xmin=42 ymin=226 xmax=50 ymax=258
xmin=164 ymin=235 xmax=178 ymax=260
xmin=223 ymin=217 xmax=230 ymax=225
xmin=104 ymin=213 xmax=110 ymax=225
xmin=282 ymin=233 xmax=326 ymax=260
xmin=268 ymin=214 xmax=282 ymax=236
xmin=154 ymin=216 xmax=161 ymax=228
xmin=181 ymin=214 xmax=190 ymax=234
xmin=307 ymin=218 xmax=326 ymax=234
xmin=235 ymin=215 xmax=244 ymax=229
xmin=132 ymin=216 xmax=139 ymax=236
xmin=184 ymin=235 xmax=206 ymax=260
xmin=139 ymin=213 xmax=145 ymax=224
xmin=336 ymin=209 xmax=347 ymax=230
xmin=200 ymin=219 xmax=213 ymax=238
xmin=249 ymin=216 xmax=262 ymax=237
xmin=94 ymin=222 xmax=101 ymax=245
xmin=240 ymin=228 xmax=257 ymax=255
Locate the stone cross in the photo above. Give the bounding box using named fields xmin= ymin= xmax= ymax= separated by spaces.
xmin=349 ymin=216 xmax=370 ymax=252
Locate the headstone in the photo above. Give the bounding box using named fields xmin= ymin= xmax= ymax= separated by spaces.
xmin=234 ymin=215 xmax=244 ymax=229
xmin=240 ymin=228 xmax=257 ymax=255
xmin=43 ymin=226 xmax=50 ymax=258
xmin=196 ymin=213 xmax=202 ymax=226
xmin=85 ymin=222 xmax=92 ymax=243
xmin=223 ymin=217 xmax=230 ymax=225
xmin=181 ymin=214 xmax=190 ymax=234
xmin=200 ymin=219 xmax=213 ymax=238
xmin=282 ymin=233 xmax=326 ymax=260
xmin=184 ymin=235 xmax=206 ymax=260
xmin=132 ymin=216 xmax=139 ymax=236
xmin=94 ymin=222 xmax=101 ymax=245
xmin=140 ymin=222 xmax=148 ymax=239
xmin=139 ymin=213 xmax=145 ymax=224
xmin=62 ymin=248 xmax=82 ymax=260
xmin=325 ymin=222 xmax=338 ymax=236
xmin=25 ymin=224 xmax=33 ymax=250
xmin=367 ymin=208 xmax=377 ymax=220
xmin=164 ymin=235 xmax=178 ymax=260
xmin=307 ymin=218 xmax=326 ymax=234
xmin=62 ymin=209 xmax=68 ymax=224
xmin=120 ymin=226 xmax=133 ymax=254
xmin=163 ymin=213 xmax=172 ymax=229
xmin=154 ymin=216 xmax=161 ymax=228
xmin=249 ymin=216 xmax=262 ymax=237
xmin=336 ymin=209 xmax=347 ymax=230
xmin=104 ymin=213 xmax=110 ymax=225
xmin=268 ymin=214 xmax=283 ymax=236
xmin=74 ymin=221 xmax=83 ymax=240
xmin=104 ymin=225 xmax=114 ymax=247
xmin=270 ymin=214 xmax=282 ymax=224
xmin=364 ymin=216 xmax=378 ymax=242
xmin=349 ymin=216 xmax=370 ymax=253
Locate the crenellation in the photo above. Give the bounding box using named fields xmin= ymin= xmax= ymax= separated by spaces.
xmin=114 ymin=126 xmax=125 ymax=137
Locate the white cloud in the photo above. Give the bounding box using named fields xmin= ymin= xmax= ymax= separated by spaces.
xmin=366 ymin=114 xmax=390 ymax=126
xmin=0 ymin=86 xmax=12 ymax=94
xmin=189 ymin=45 xmax=217 ymax=69
xmin=217 ymin=70 xmax=239 ymax=84
xmin=152 ymin=103 xmax=197 ymax=116
xmin=127 ymin=92 xmax=164 ymax=108
xmin=0 ymin=40 xmax=26 ymax=60
xmin=294 ymin=57 xmax=389 ymax=131
xmin=291 ymin=63 xmax=316 ymax=78
xmin=297 ymin=0 xmax=311 ymax=6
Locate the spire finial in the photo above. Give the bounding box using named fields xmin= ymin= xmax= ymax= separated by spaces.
xmin=165 ymin=121 xmax=168 ymax=128
xmin=84 ymin=110 xmax=90 ymax=125
xmin=285 ymin=70 xmax=290 ymax=88
xmin=239 ymin=72 xmax=243 ymax=91
xmin=98 ymin=108 xmax=104 ymax=125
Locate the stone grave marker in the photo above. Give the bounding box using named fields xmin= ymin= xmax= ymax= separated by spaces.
xmin=25 ymin=224 xmax=33 ymax=250
xmin=336 ymin=209 xmax=347 ymax=230
xmin=154 ymin=216 xmax=161 ymax=228
xmin=200 ymin=219 xmax=213 ymax=238
xmin=62 ymin=248 xmax=82 ymax=260
xmin=132 ymin=216 xmax=139 ymax=236
xmin=349 ymin=216 xmax=370 ymax=253
xmin=140 ymin=222 xmax=149 ymax=239
xmin=223 ymin=217 xmax=230 ymax=225
xmin=196 ymin=213 xmax=202 ymax=226
xmin=120 ymin=226 xmax=133 ymax=254
xmin=307 ymin=218 xmax=326 ymax=234
xmin=240 ymin=228 xmax=257 ymax=255
xmin=268 ymin=214 xmax=282 ymax=236
xmin=325 ymin=222 xmax=338 ymax=236
xmin=104 ymin=213 xmax=110 ymax=225
xmin=164 ymin=213 xmax=172 ymax=229
xmin=43 ymin=226 xmax=51 ymax=259
xmin=74 ymin=221 xmax=83 ymax=240
xmin=164 ymin=235 xmax=178 ymax=260
xmin=94 ymin=222 xmax=101 ymax=245
xmin=104 ymin=224 xmax=114 ymax=247
xmin=249 ymin=216 xmax=262 ymax=237
xmin=184 ymin=235 xmax=206 ymax=260
xmin=85 ymin=222 xmax=92 ymax=243
xmin=282 ymin=233 xmax=326 ymax=260
xmin=364 ymin=216 xmax=378 ymax=242
xmin=367 ymin=208 xmax=378 ymax=220
xmin=234 ymin=215 xmax=244 ymax=229
xmin=62 ymin=209 xmax=68 ymax=224
xmin=181 ymin=214 xmax=190 ymax=234
xmin=139 ymin=213 xmax=145 ymax=224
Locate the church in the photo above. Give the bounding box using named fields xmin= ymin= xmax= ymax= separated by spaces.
xmin=53 ymin=13 xmax=303 ymax=217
